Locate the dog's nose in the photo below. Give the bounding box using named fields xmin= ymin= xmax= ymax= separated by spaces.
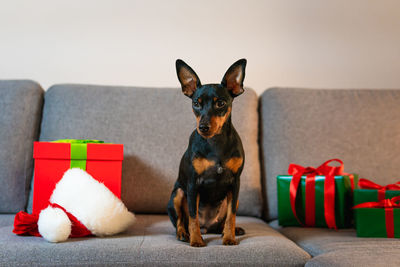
xmin=199 ymin=124 xmax=210 ymax=133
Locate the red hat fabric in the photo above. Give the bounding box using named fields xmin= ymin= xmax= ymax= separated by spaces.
xmin=14 ymin=202 xmax=92 ymax=238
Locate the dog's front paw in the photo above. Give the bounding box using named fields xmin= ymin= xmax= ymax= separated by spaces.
xmin=190 ymin=237 xmax=206 ymax=247
xmin=223 ymin=238 xmax=238 ymax=246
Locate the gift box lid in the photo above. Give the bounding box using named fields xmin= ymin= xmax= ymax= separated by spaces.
xmin=354 ymin=189 xmax=400 ymax=206
xmin=33 ymin=140 xmax=123 ymax=161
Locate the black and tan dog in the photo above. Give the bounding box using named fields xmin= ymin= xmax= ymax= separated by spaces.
xmin=167 ymin=59 xmax=247 ymax=247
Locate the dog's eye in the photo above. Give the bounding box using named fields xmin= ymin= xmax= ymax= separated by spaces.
xmin=215 ymin=100 xmax=226 ymax=109
xmin=193 ymin=101 xmax=201 ymax=109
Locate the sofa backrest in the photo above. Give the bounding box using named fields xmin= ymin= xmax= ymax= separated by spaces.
xmin=29 ymin=84 xmax=263 ymax=217
xmin=0 ymin=80 xmax=43 ymax=213
xmin=259 ymin=88 xmax=400 ymax=221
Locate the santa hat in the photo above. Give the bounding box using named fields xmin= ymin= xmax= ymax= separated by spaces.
xmin=13 ymin=168 xmax=135 ymax=242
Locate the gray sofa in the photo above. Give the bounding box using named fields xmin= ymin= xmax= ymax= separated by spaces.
xmin=0 ymin=80 xmax=399 ymax=266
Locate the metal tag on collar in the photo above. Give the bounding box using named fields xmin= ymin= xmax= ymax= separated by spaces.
xmin=217 ymin=164 xmax=224 ymax=174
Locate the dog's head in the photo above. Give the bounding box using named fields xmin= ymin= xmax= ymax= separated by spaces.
xmin=176 ymin=59 xmax=247 ymax=139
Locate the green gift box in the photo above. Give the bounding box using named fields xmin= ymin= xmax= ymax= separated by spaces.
xmin=354 ymin=196 xmax=400 ymax=238
xmin=278 ymin=174 xmax=357 ymax=228
xmin=353 ymin=179 xmax=400 ymax=206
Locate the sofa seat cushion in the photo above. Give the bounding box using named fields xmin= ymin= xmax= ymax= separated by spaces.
xmin=270 ymin=220 xmax=400 ymax=266
xmin=0 ymin=214 xmax=15 ymax=228
xmin=0 ymin=80 xmax=43 ymax=213
xmin=0 ymin=215 xmax=310 ymax=266
xmin=30 ymin=84 xmax=263 ymax=217
xmin=305 ymin=250 xmax=400 ymax=267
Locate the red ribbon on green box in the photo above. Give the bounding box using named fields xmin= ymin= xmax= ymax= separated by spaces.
xmin=354 ymin=196 xmax=400 ymax=238
xmin=358 ymin=179 xmax=400 ymax=202
xmin=52 ymin=139 xmax=104 ymax=170
xmin=288 ymin=159 xmax=355 ymax=229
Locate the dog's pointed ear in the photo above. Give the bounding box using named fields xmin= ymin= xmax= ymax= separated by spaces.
xmin=221 ymin=59 xmax=247 ymax=97
xmin=176 ymin=59 xmax=201 ymax=98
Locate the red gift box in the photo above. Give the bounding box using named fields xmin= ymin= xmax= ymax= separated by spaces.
xmin=32 ymin=140 xmax=123 ymax=214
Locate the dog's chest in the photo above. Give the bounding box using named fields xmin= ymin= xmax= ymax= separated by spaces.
xmin=198 ymin=197 xmax=228 ymax=229
xmin=194 ymin=155 xmax=243 ymax=185
xmin=195 ymin=161 xmax=230 ymax=184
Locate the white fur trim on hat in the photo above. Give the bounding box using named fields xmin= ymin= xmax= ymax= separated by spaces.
xmin=38 ymin=206 xmax=71 ymax=243
xmin=50 ymin=168 xmax=135 ymax=236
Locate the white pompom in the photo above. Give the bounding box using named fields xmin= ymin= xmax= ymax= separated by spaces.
xmin=38 ymin=206 xmax=71 ymax=243
xmin=51 ymin=168 xmax=135 ymax=236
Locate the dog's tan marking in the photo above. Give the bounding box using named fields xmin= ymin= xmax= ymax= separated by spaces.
xmin=209 ymin=107 xmax=231 ymax=137
xmin=225 ymin=157 xmax=243 ymax=173
xmin=173 ymin=188 xmax=188 ymax=241
xmin=194 ymin=115 xmax=202 ymax=134
xmin=189 ymin=194 xmax=205 ymax=247
xmin=223 ymin=192 xmax=237 ymax=245
xmin=195 ymin=114 xmax=200 ymax=125
xmin=192 ymin=158 xmax=215 ymax=175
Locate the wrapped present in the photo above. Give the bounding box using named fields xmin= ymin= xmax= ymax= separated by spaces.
xmin=278 ymin=159 xmax=357 ymax=229
xmin=354 ymin=196 xmax=400 ymax=238
xmin=32 ymin=139 xmax=123 ymax=214
xmin=353 ymin=178 xmax=400 ymax=206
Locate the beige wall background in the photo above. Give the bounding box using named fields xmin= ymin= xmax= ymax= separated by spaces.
xmin=1 ymin=0 xmax=400 ymax=94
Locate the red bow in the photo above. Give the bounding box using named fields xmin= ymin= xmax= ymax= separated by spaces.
xmin=13 ymin=203 xmax=92 ymax=238
xmin=358 ymin=178 xmax=400 ymax=201
xmin=288 ymin=159 xmax=353 ymax=229
xmin=354 ymin=196 xmax=400 ymax=238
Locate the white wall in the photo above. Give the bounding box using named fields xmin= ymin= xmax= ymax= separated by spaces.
xmin=1 ymin=0 xmax=400 ymax=94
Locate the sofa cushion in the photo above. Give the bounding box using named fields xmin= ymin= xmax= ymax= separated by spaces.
xmin=260 ymin=88 xmax=400 ymax=220
xmin=0 ymin=214 xmax=14 ymax=228
xmin=0 ymin=215 xmax=310 ymax=266
xmin=270 ymin=221 xmax=400 ymax=266
xmin=0 ymin=80 xmax=43 ymax=213
xmin=306 ymin=250 xmax=400 ymax=267
xmin=31 ymin=84 xmax=263 ymax=217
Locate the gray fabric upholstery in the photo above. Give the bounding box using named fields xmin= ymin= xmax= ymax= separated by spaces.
xmin=28 ymin=84 xmax=263 ymax=217
xmin=271 ymin=221 xmax=400 ymax=266
xmin=260 ymin=88 xmax=400 ymax=220
xmin=1 ymin=215 xmax=310 ymax=266
xmin=0 ymin=80 xmax=43 ymax=213
xmin=0 ymin=214 xmax=15 ymax=228
xmin=306 ymin=251 xmax=400 ymax=267
xmin=274 ymin=221 xmax=400 ymax=256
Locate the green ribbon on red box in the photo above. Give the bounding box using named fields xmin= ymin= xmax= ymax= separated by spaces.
xmin=52 ymin=139 xmax=104 ymax=170
xmin=354 ymin=196 xmax=400 ymax=238
xmin=288 ymin=159 xmax=354 ymax=229
xmin=358 ymin=178 xmax=400 ymax=202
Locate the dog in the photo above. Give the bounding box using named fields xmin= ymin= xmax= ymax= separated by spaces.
xmin=167 ymin=59 xmax=247 ymax=247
